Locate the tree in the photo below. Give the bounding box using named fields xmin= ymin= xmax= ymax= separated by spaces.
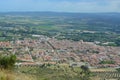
xmin=80 ymin=65 xmax=91 ymax=80
xmin=116 ymin=68 xmax=120 ymax=73
xmin=0 ymin=54 xmax=16 ymax=69
xmin=81 ymin=65 xmax=89 ymax=72
xmin=115 ymin=38 xmax=120 ymax=46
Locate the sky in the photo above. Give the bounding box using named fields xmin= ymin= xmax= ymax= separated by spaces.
xmin=0 ymin=0 xmax=120 ymax=13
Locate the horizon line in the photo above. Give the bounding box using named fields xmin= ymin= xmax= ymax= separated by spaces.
xmin=0 ymin=11 xmax=120 ymax=14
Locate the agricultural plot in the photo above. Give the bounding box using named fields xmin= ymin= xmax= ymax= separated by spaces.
xmin=92 ymin=71 xmax=120 ymax=80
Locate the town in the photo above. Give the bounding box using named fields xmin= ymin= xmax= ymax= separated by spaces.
xmin=0 ymin=35 xmax=120 ymax=68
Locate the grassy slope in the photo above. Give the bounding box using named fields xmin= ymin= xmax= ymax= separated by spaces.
xmin=17 ymin=64 xmax=83 ymax=80
xmin=0 ymin=69 xmax=36 ymax=80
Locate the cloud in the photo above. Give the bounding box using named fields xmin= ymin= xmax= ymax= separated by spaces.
xmin=0 ymin=0 xmax=120 ymax=12
xmin=46 ymin=0 xmax=120 ymax=12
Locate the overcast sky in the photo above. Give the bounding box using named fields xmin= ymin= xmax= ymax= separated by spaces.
xmin=0 ymin=0 xmax=120 ymax=12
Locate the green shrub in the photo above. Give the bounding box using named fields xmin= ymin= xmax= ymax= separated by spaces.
xmin=0 ymin=54 xmax=16 ymax=69
xmin=116 ymin=68 xmax=120 ymax=73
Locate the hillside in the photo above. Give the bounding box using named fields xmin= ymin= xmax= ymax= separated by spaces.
xmin=0 ymin=69 xmax=35 ymax=80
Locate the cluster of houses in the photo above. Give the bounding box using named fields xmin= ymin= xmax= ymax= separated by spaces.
xmin=0 ymin=35 xmax=120 ymax=68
